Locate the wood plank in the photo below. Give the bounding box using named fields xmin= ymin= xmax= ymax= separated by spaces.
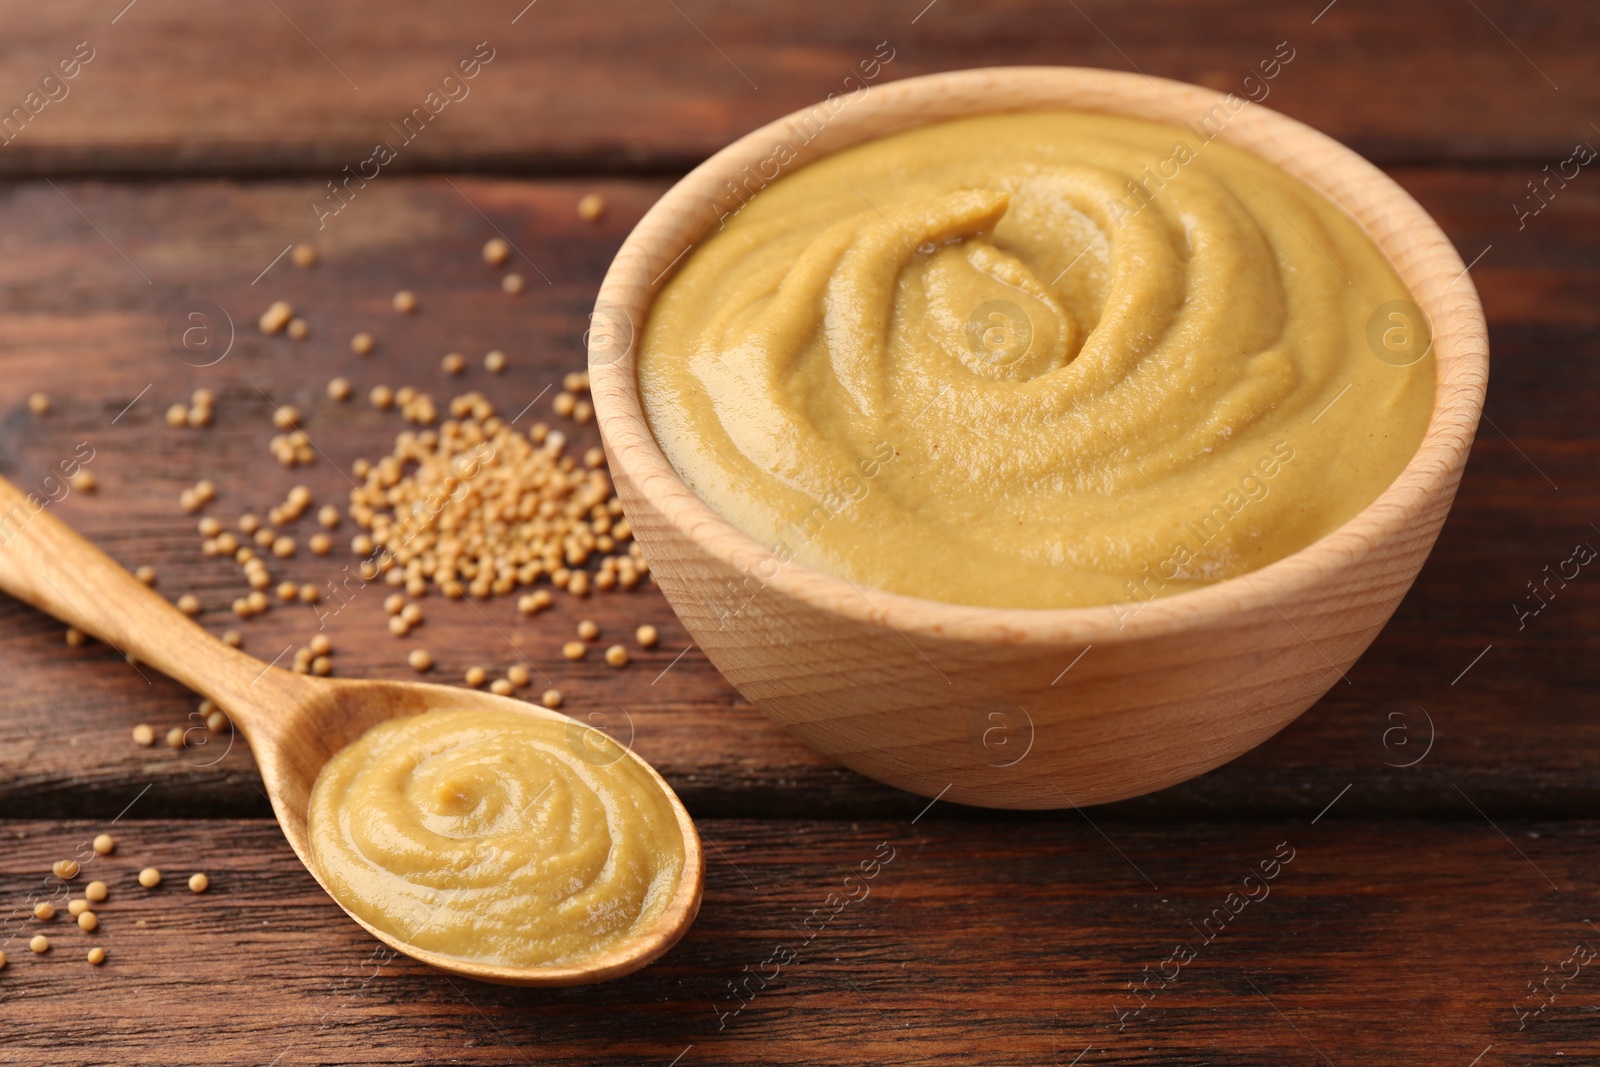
xmin=0 ymin=817 xmax=1595 ymax=1063
xmin=0 ymin=170 xmax=1595 ymax=820
xmin=0 ymin=0 xmax=1594 ymax=177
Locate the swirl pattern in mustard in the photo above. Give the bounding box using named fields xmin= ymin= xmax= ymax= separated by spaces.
xmin=639 ymin=112 xmax=1434 ymax=609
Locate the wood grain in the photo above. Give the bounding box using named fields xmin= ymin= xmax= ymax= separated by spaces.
xmin=0 ymin=170 xmax=1594 ymax=819
xmin=0 ymin=817 xmax=1596 ymax=1063
xmin=0 ymin=0 xmax=1594 ymax=178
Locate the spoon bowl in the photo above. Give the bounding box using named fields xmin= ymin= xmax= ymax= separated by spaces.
xmin=0 ymin=477 xmax=703 ymax=986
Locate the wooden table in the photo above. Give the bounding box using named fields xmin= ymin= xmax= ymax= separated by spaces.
xmin=1 ymin=2 xmax=1595 ymax=1062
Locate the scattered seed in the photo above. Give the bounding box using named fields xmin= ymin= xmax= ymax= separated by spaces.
xmin=206 ymin=709 xmax=229 ymax=732
xmin=138 ymin=868 xmax=161 ymax=888
xmin=272 ymin=405 xmax=299 ymax=430
xmin=77 ymin=911 xmax=98 ymax=933
xmin=400 ymin=603 xmax=423 ymax=626
xmin=408 ymin=649 xmax=433 ymax=672
xmin=29 ymin=935 xmax=48 ymax=954
xmin=291 ymin=243 xmax=317 ymax=268
xmin=176 ymin=594 xmax=201 ymax=616
xmin=272 ymin=536 xmax=296 ymax=559
xmin=65 ymin=627 xmax=86 ymax=648
xmin=573 ymin=400 xmax=593 ymax=424
xmin=327 ymin=377 xmax=352 ymax=402
xmin=604 ymin=644 xmax=630 ymax=668
xmin=92 ymin=833 xmax=115 ymax=855
xmin=388 ymin=616 xmax=410 ymax=637
xmin=636 ymin=624 xmax=659 ymax=648
xmin=309 ymin=634 xmax=332 ymax=656
xmin=309 ymin=532 xmax=332 ymax=556
xmin=506 ymin=665 xmax=531 ymax=688
xmin=87 ymin=947 xmax=106 ymax=965
xmin=70 ymin=469 xmax=97 ymax=492
xmin=188 ymin=872 xmax=209 ymax=894
xmin=259 ymin=301 xmax=294 ymax=335
xmin=393 ymin=290 xmax=418 ymax=314
xmin=483 ymin=237 xmax=510 ymax=265
xmin=370 ymin=385 xmax=395 ymax=410
xmin=68 ymin=899 xmax=89 ymax=917
xmin=540 ymin=688 xmax=562 ymax=709
xmin=502 ymin=273 xmax=524 ymax=294
xmin=34 ymin=902 xmax=55 ymax=921
xmin=311 ymin=655 xmax=332 ymax=676
xmin=166 ymin=726 xmax=186 ymax=749
xmin=351 ymin=332 xmax=376 ymax=356
xmin=85 ymin=881 xmax=108 ymax=904
xmin=299 ymin=583 xmax=320 ymax=604
xmin=562 ymin=641 xmax=586 ymax=662
xmin=577 ymin=620 xmax=599 ymax=642
xmin=464 ymin=666 xmax=486 ymax=688
xmin=383 ymin=593 xmax=405 ymax=615
xmin=563 ymin=371 xmax=589 ymax=393
xmin=442 ymin=352 xmax=465 ymax=375
xmin=188 ymin=404 xmax=213 ymax=428
xmin=490 ymin=678 xmax=513 ymax=696
xmin=552 ymin=392 xmax=576 ymax=418
xmin=132 ymin=724 xmax=155 ymax=747
xmin=287 ymin=318 xmax=310 ymax=341
xmin=484 ymin=350 xmax=507 ymax=373
xmin=53 ymin=859 xmax=79 ymax=881
xmin=578 ymin=193 xmax=606 ymax=222
xmin=28 ymin=391 xmax=51 ymax=414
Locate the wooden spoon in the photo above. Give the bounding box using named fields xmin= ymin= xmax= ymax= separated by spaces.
xmin=0 ymin=477 xmax=704 ymax=986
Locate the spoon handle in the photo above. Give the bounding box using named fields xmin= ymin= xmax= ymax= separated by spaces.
xmin=0 ymin=475 xmax=293 ymax=726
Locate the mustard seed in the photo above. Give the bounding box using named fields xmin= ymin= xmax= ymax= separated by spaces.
xmin=187 ymin=404 xmax=213 ymax=428
xmin=28 ymin=391 xmax=51 ymax=414
xmin=188 ymin=872 xmax=209 ymax=894
xmin=53 ymin=859 xmax=79 ymax=880
xmin=577 ymin=193 xmax=606 ymax=222
xmin=464 ymin=666 xmax=486 ymax=687
xmin=85 ymin=881 xmax=108 ymax=904
xmin=311 ymin=655 xmax=332 ymax=676
xmin=77 ymin=911 xmax=98 ymax=932
xmin=383 ymin=593 xmax=405 ymax=615
xmin=352 ymin=332 xmax=375 ymax=356
xmin=387 ymin=616 xmax=410 ymax=637
xmin=222 ymin=630 xmax=243 ymax=648
xmin=370 ymin=385 xmax=394 ymax=410
xmin=310 ymin=634 xmax=332 ymax=656
xmin=176 ymin=594 xmax=201 ymax=616
xmin=166 ymin=726 xmax=186 ymax=749
xmin=562 ymin=641 xmax=586 ymax=661
xmin=87 ymin=947 xmax=106 ymax=965
xmin=483 ymin=237 xmax=510 ymax=265
xmin=563 ymin=371 xmax=590 ymax=393
xmin=277 ymin=581 xmax=297 ymax=602
xmin=259 ymin=301 xmax=293 ymax=335
xmin=34 ymin=901 xmax=55 ymax=921
xmin=272 ymin=405 xmax=299 ymax=430
xmin=206 ymin=710 xmax=229 ymax=732
xmin=70 ymin=469 xmax=97 ymax=492
xmin=316 ymin=504 xmax=340 ymax=529
xmin=540 ymin=688 xmax=562 ymax=709
xmin=484 ymin=350 xmax=507 ymax=373
xmin=502 ymin=273 xmax=524 ymax=294
xmin=577 ymin=619 xmax=599 ymax=642
xmin=138 ymin=868 xmax=161 ymax=888
xmin=604 ymin=644 xmax=629 ymax=668
xmin=490 ymin=678 xmax=513 ymax=696
xmin=327 ymin=377 xmax=352 ymax=402
xmin=636 ymin=624 xmax=659 ymax=648
xmin=552 ymin=392 xmax=576 ymax=418
xmin=309 ymin=532 xmax=332 ymax=556
xmin=65 ymin=627 xmax=86 ymax=648
xmin=132 ymin=724 xmax=155 ymax=746
xmin=408 ymin=649 xmax=433 ymax=672
xmin=92 ymin=833 xmax=115 ymax=855
xmin=272 ymin=536 xmax=295 ymax=559
xmin=400 ymin=603 xmax=423 ymax=626
xmin=287 ymin=318 xmax=310 ymax=341
xmin=442 ymin=352 xmax=465 ymax=375
xmin=166 ymin=403 xmax=188 ymax=427
xmin=179 ymin=489 xmax=200 ymax=512
xmin=573 ymin=400 xmax=593 ymax=424
xmin=68 ymin=899 xmax=89 ymax=917
xmin=29 ymin=935 xmax=48 ymax=954
xmin=0 ymin=950 xmax=6 ymax=968
xmin=392 ymin=290 xmax=417 ymax=314
xmin=291 ymin=243 xmax=317 ymax=268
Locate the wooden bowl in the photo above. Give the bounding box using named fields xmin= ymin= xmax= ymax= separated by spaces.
xmin=588 ymin=67 xmax=1489 ymax=810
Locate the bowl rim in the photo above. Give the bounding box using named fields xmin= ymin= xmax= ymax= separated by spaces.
xmin=589 ymin=65 xmax=1489 ymax=647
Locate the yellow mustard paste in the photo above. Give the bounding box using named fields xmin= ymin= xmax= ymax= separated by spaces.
xmin=638 ymin=112 xmax=1434 ymax=610
xmin=308 ymin=709 xmax=684 ymax=969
